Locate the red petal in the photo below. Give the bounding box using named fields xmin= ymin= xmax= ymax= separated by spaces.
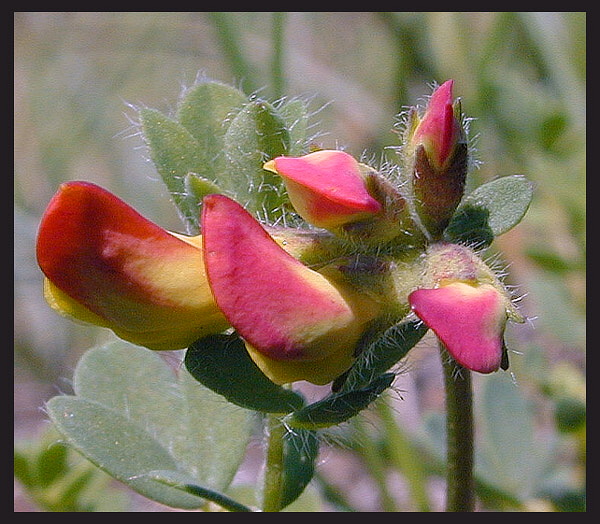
xmin=36 ymin=182 xmax=228 ymax=347
xmin=414 ymin=80 xmax=458 ymax=168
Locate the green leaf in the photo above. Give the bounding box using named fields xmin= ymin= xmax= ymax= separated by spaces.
xmin=222 ymin=98 xmax=291 ymax=217
xmin=185 ymin=334 xmax=305 ymax=414
xmin=141 ymin=82 xmax=250 ymax=232
xmin=176 ymin=81 xmax=247 ymax=151
xmin=476 ymin=373 xmax=553 ymax=501
xmin=36 ymin=441 xmax=69 ymax=487
xmin=445 ymin=174 xmax=533 ymax=246
xmin=47 ymin=396 xmax=203 ymax=509
xmin=286 ymin=373 xmax=396 ymax=429
xmin=46 ymin=341 xmax=253 ymax=509
xmin=277 ymin=98 xmax=310 ymax=156
xmin=280 ymin=429 xmax=320 ymax=509
xmin=146 ymin=470 xmax=254 ymax=512
xmin=14 ymin=426 xmax=130 ymax=511
xmin=184 ymin=172 xmax=224 ymax=203
xmin=139 ymin=108 xmax=206 ymax=233
xmin=339 ymin=320 xmax=429 ymax=391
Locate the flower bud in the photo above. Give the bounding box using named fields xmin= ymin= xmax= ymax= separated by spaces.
xmin=404 ymin=80 xmax=468 ymax=238
xmin=264 ymin=150 xmax=382 ymax=230
xmin=265 ymin=150 xmax=414 ymax=244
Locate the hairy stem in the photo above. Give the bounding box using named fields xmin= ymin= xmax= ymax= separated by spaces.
xmin=441 ymin=342 xmax=475 ymax=512
xmin=262 ymin=413 xmax=286 ymax=512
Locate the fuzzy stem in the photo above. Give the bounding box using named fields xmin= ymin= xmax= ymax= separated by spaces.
xmin=440 ymin=342 xmax=475 ymax=512
xmin=261 ymin=413 xmax=286 ymax=512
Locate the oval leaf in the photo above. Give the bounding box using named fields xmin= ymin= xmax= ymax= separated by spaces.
xmin=445 ymin=174 xmax=533 ymax=246
xmin=46 ymin=396 xmax=205 ymax=509
xmin=185 ymin=334 xmax=305 ymax=414
xmin=47 ymin=342 xmax=252 ymax=509
xmin=276 ymin=98 xmax=310 ymax=156
xmin=222 ymin=98 xmax=291 ymax=217
xmin=177 ymin=80 xmax=247 ymax=149
xmin=139 ymin=108 xmax=205 ymax=233
xmin=280 ymin=429 xmax=320 ymax=509
xmin=286 ymin=373 xmax=395 ymax=429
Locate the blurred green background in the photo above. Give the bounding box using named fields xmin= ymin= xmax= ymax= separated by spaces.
xmin=15 ymin=12 xmax=585 ymax=512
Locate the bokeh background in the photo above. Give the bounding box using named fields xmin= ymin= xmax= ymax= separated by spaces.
xmin=15 ymin=12 xmax=585 ymax=512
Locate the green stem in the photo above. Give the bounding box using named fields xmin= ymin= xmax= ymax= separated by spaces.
xmin=271 ymin=12 xmax=286 ymax=100
xmin=441 ymin=343 xmax=475 ymax=512
xmin=208 ymin=12 xmax=259 ymax=94
xmin=262 ymin=413 xmax=286 ymax=512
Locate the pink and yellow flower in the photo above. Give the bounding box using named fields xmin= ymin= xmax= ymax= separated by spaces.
xmin=36 ymin=181 xmax=229 ymax=351
xmin=264 ymin=149 xmax=411 ymax=243
xmin=202 ymin=193 xmax=381 ymax=385
xmin=263 ymin=150 xmax=382 ymax=230
xmin=408 ymin=243 xmax=523 ymax=374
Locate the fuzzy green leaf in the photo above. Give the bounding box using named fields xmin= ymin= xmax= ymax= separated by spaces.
xmin=139 ymin=108 xmax=206 ymax=233
xmin=445 ymin=175 xmax=533 ymax=246
xmin=280 ymin=429 xmax=320 ymax=509
xmin=277 ymin=98 xmax=310 ymax=156
xmin=286 ymin=373 xmax=395 ymax=429
xmin=222 ymin=98 xmax=291 ymax=217
xmin=176 ymin=81 xmax=247 ymax=151
xmin=47 ymin=396 xmax=204 ymax=509
xmin=46 ymin=341 xmax=252 ymax=509
xmin=339 ymin=320 xmax=429 ymax=391
xmin=185 ymin=334 xmax=305 ymax=414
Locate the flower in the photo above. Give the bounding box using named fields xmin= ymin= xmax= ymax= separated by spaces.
xmin=201 ymin=193 xmax=382 ymax=385
xmin=37 ymin=181 xmax=382 ymax=385
xmin=36 ymin=181 xmax=229 ymax=350
xmin=408 ymin=243 xmax=523 ymax=373
xmin=404 ymin=80 xmax=469 ymax=238
xmin=264 ymin=149 xmax=412 ymax=244
xmin=409 ymin=282 xmax=508 ymax=373
xmin=263 ymin=150 xmax=382 ymax=230
xmin=410 ymin=80 xmax=463 ymax=171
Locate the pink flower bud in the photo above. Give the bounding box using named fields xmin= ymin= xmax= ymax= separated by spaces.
xmin=411 ymin=80 xmax=462 ymax=171
xmin=263 ymin=150 xmax=382 ymax=230
xmin=407 ymin=80 xmax=468 ymax=238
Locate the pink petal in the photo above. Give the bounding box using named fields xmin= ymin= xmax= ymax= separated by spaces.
xmin=202 ymin=194 xmax=376 ymax=363
xmin=409 ymin=282 xmax=507 ymax=373
xmin=264 ymin=150 xmax=382 ymax=229
xmin=413 ymin=80 xmax=459 ymax=169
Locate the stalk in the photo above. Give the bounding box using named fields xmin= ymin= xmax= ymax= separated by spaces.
xmin=441 ymin=342 xmax=475 ymax=512
xmin=261 ymin=413 xmax=287 ymax=512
